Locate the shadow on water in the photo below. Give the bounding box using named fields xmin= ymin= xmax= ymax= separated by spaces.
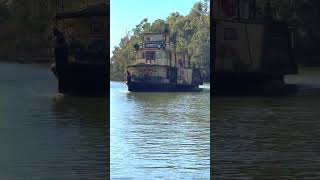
xmin=212 ymin=83 xmax=301 ymax=97
xmin=126 ymin=91 xmax=192 ymax=103
xmin=51 ymin=95 xmax=108 ymax=122
xmin=125 ymin=84 xmax=210 ymax=100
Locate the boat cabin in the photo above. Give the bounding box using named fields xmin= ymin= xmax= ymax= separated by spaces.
xmin=214 ymin=0 xmax=269 ymax=21
xmin=54 ymin=2 xmax=109 ymax=65
xmin=128 ymin=32 xmax=202 ymax=86
xmin=213 ymin=0 xmax=297 ymax=77
xmin=135 ymin=32 xmax=191 ymax=68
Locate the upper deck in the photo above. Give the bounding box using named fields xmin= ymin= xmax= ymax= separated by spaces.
xmin=135 ymin=32 xmax=191 ymax=68
xmin=213 ymin=0 xmax=271 ymax=23
xmin=141 ymin=33 xmax=169 ymax=50
xmin=54 ymin=2 xmax=109 ymax=63
xmin=54 ymin=3 xmax=108 ymax=39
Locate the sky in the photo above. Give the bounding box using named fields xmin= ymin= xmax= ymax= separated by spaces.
xmin=110 ymin=0 xmax=201 ymax=57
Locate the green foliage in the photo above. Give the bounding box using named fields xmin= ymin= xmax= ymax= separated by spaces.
xmin=111 ymin=1 xmax=210 ymax=81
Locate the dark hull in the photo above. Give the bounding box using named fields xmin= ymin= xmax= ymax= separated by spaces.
xmin=127 ymin=81 xmax=202 ymax=92
xmin=214 ymin=71 xmax=284 ymax=85
xmin=51 ymin=63 xmax=107 ymax=97
xmin=213 ymin=71 xmax=298 ymax=96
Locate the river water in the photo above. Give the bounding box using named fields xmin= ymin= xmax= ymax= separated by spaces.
xmin=110 ymin=82 xmax=210 ymax=179
xmin=212 ymin=67 xmax=320 ymax=179
xmin=3 ymin=62 xmax=319 ymax=179
xmin=0 ymin=62 xmax=107 ymax=179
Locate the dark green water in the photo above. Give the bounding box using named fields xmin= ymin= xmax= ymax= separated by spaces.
xmin=4 ymin=62 xmax=318 ymax=179
xmin=110 ymin=82 xmax=210 ymax=179
xmin=212 ymin=67 xmax=320 ymax=179
xmin=0 ymin=62 xmax=107 ymax=179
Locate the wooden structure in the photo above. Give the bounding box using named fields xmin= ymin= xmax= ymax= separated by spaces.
xmin=51 ymin=1 xmax=109 ymax=96
xmin=213 ymin=0 xmax=298 ymax=94
xmin=127 ymin=31 xmax=203 ymax=92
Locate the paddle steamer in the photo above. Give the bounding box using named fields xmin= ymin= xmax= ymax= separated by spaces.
xmin=51 ymin=2 xmax=108 ymax=96
xmin=126 ymin=31 xmax=203 ymax=92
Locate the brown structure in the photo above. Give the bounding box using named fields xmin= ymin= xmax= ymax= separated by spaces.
xmin=51 ymin=1 xmax=109 ymax=96
xmin=126 ymin=31 xmax=203 ymax=92
xmin=213 ymin=0 xmax=298 ymax=94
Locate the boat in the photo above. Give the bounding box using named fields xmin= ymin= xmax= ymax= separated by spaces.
xmin=213 ymin=0 xmax=298 ymax=94
xmin=51 ymin=2 xmax=108 ymax=96
xmin=126 ymin=31 xmax=203 ymax=92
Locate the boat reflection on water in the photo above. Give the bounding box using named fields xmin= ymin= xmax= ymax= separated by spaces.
xmin=125 ymin=83 xmax=210 ymax=102
xmin=126 ymin=91 xmax=182 ymax=103
xmin=51 ymin=95 xmax=108 ymax=122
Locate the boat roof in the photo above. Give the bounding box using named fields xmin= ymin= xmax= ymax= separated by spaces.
xmin=143 ymin=32 xmax=165 ymax=35
xmin=55 ymin=3 xmax=108 ymax=19
xmin=127 ymin=63 xmax=171 ymax=68
xmin=144 ymin=32 xmax=164 ymax=34
xmin=144 ymin=28 xmax=169 ymax=35
xmin=138 ymin=48 xmax=170 ymax=52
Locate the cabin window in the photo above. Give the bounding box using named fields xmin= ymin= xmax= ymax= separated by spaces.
xmin=146 ymin=51 xmax=155 ymax=60
xmin=178 ymin=59 xmax=183 ymax=67
xmin=91 ymin=23 xmax=105 ymax=34
xmin=221 ymin=0 xmax=238 ymax=17
xmin=156 ymin=51 xmax=165 ymax=59
xmin=224 ymin=28 xmax=238 ymax=40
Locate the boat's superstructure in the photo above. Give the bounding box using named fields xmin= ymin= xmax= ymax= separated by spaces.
xmin=213 ymin=0 xmax=298 ymax=94
xmin=51 ymin=2 xmax=108 ymax=96
xmin=126 ymin=31 xmax=203 ymax=92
